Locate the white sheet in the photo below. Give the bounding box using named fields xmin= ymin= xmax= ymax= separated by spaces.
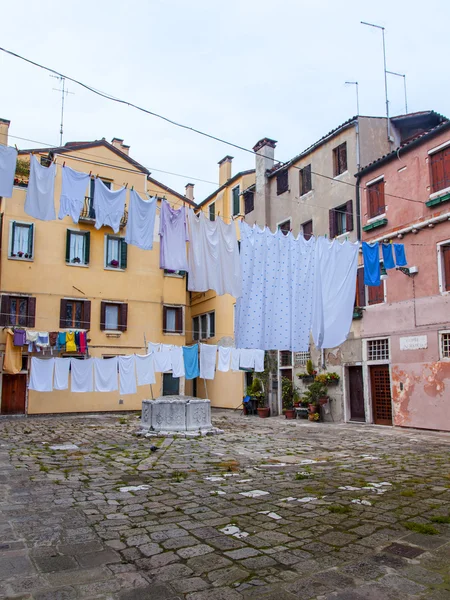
xmin=135 ymin=354 xmax=156 ymax=386
xmin=170 ymin=346 xmax=185 ymax=378
xmin=70 ymin=357 xmax=94 ymax=393
xmin=58 ymin=165 xmax=90 ymax=223
xmin=254 ymin=349 xmax=265 ymax=373
xmin=119 ymin=355 xmax=137 ymax=395
xmin=0 ymin=145 xmax=17 ymax=198
xmin=217 ymin=347 xmax=231 ymax=372
xmin=29 ymin=357 xmax=54 ymax=392
xmin=230 ymin=348 xmax=241 ymax=372
xmin=199 ymin=343 xmax=217 ymax=380
xmin=54 ymin=357 xmax=70 ymax=390
xmin=125 ymin=190 xmax=157 ymax=250
xmin=239 ymin=349 xmax=255 ymax=370
xmin=24 ymin=155 xmax=56 ymax=221
xmin=153 ymin=349 xmax=172 ymax=373
xmin=94 ymin=357 xmax=118 ymax=392
xmin=94 ymin=178 xmax=126 ymax=234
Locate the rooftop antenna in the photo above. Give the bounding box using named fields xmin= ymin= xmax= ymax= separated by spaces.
xmin=51 ymin=75 xmax=74 ymax=146
xmin=386 ymin=70 xmax=408 ymax=114
xmin=345 ymin=81 xmax=359 ymax=115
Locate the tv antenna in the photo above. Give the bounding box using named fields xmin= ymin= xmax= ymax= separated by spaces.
xmin=51 ymin=75 xmax=74 ymax=146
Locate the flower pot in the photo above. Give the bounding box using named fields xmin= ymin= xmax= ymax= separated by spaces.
xmin=318 ymin=396 xmax=329 ymax=406
xmin=299 ymin=375 xmax=315 ymax=383
xmin=257 ymin=407 xmax=270 ymax=418
xmin=284 ymin=409 xmax=296 ymax=420
xmin=308 ymin=413 xmax=319 ymax=422
xmin=308 ymin=404 xmax=318 ymax=413
xmin=327 ymin=379 xmax=339 ymax=386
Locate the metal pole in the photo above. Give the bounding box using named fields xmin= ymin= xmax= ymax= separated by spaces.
xmin=345 ymin=81 xmax=359 ymax=115
xmin=143 ymin=333 xmax=154 ymax=399
xmin=386 ymin=70 xmax=408 ymax=115
xmin=60 ymin=78 xmax=65 ymax=146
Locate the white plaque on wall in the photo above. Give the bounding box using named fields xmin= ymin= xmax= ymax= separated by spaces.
xmin=400 ymin=335 xmax=428 ymax=351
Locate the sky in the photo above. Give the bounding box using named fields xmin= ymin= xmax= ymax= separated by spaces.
xmin=1 ymin=0 xmax=450 ymax=201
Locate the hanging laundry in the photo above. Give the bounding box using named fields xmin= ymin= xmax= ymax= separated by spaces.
xmin=4 ymin=329 xmax=22 ymax=374
xmin=57 ymin=332 xmax=67 ymax=351
xmin=94 ymin=178 xmax=126 ymax=234
xmin=36 ymin=332 xmax=50 ymax=349
xmin=79 ymin=331 xmax=87 ymax=354
xmin=159 ymin=200 xmax=189 ymax=271
xmin=239 ymin=349 xmax=255 ymax=370
xmin=235 ymin=223 xmax=316 ymax=352
xmin=394 ymin=243 xmax=407 ymax=267
xmin=187 ymin=209 xmax=241 ymax=297
xmin=0 ymin=145 xmax=17 ymax=198
xmin=381 ymin=243 xmax=396 ymax=270
xmin=217 ymin=346 xmax=232 ymax=372
xmin=29 ymin=357 xmax=54 ymax=392
xmin=183 ymin=345 xmax=199 ymax=380
xmin=49 ymin=332 xmax=58 ymax=347
xmin=199 ymin=343 xmax=217 ymax=380
xmin=26 ymin=330 xmax=39 ymax=353
xmin=58 ymin=165 xmax=90 ymax=223
xmin=54 ymin=357 xmax=70 ymax=390
xmin=311 ymin=236 xmax=359 ymax=349
xmin=65 ymin=331 xmax=77 ymax=353
xmin=13 ymin=329 xmax=26 ymax=346
xmin=230 ymin=348 xmax=241 ymax=372
xmin=254 ymin=349 xmax=265 ymax=373
xmin=148 ymin=342 xmax=162 ymax=354
xmin=362 ymin=241 xmax=381 ymax=287
xmin=125 ymin=190 xmax=157 ymax=250
xmin=94 ymin=357 xmax=118 ymax=392
xmin=119 ymin=355 xmax=137 ymax=395
xmin=153 ymin=347 xmax=172 ymax=373
xmin=135 ymin=354 xmax=156 ymax=386
xmin=70 ymin=357 xmax=94 ymax=393
xmin=24 ymin=155 xmax=56 ymax=221
xmin=170 ymin=346 xmax=185 ymax=378
xmin=75 ymin=331 xmax=80 ymax=351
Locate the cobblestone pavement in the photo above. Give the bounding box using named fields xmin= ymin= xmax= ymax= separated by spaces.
xmin=1 ymin=410 xmax=450 ymax=599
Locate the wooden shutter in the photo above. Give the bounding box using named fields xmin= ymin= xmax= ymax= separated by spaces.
xmin=119 ymin=303 xmax=128 ymax=332
xmin=368 ymin=283 xmax=384 ymax=305
xmin=277 ymin=170 xmax=288 ymax=195
xmin=99 ymin=301 xmax=106 ymax=331
xmin=27 ymin=224 xmax=34 ymax=257
xmin=175 ymin=308 xmax=183 ymax=333
xmin=27 ymin=297 xmax=36 ymax=328
xmin=82 ymin=300 xmax=91 ymax=331
xmin=65 ymin=230 xmax=71 ymax=263
xmin=329 ymin=208 xmax=337 ymax=238
xmin=0 ymin=295 xmax=10 ymax=327
xmin=120 ymin=240 xmax=128 ymax=269
xmin=443 ymin=246 xmax=450 ymax=291
xmin=84 ymin=232 xmax=90 ymax=265
xmin=345 ymin=200 xmax=354 ymax=232
xmin=340 ymin=143 xmax=347 ymax=173
xmin=10 ymin=222 xmax=15 ymax=256
xmin=162 ymin=306 xmax=168 ymax=333
xmin=59 ymin=299 xmax=68 ymax=328
xmin=444 ymin=148 xmax=450 ymax=190
xmin=356 ymin=267 xmax=366 ymax=307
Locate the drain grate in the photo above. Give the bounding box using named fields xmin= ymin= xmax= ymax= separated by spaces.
xmin=385 ymin=543 xmax=424 ymax=559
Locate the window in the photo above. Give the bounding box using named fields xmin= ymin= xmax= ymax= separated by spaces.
xmin=209 ymin=202 xmax=215 ymax=221
xmin=40 ymin=155 xmax=52 ymax=167
xmin=243 ymin=190 xmax=254 ymax=214
xmin=65 ymin=230 xmax=90 ymax=265
xmin=300 ymin=164 xmax=312 ymax=195
xmin=100 ymin=301 xmax=128 ymax=332
xmin=430 ymin=147 xmax=450 ymax=193
xmin=164 ymin=269 xmax=186 ymax=277
xmin=9 ymin=221 xmax=34 ymax=260
xmin=276 ymin=170 xmax=289 ymax=195
xmin=59 ymin=299 xmax=91 ymax=329
xmin=367 ymin=338 xmax=389 ymax=361
xmin=439 ymin=243 xmax=450 ymax=292
xmin=367 ymin=179 xmax=385 ymax=219
xmin=356 ymin=266 xmax=366 ymax=307
xmin=278 ymin=220 xmax=291 ymax=236
xmin=0 ymin=295 xmax=36 ymax=327
xmin=440 ymin=331 xmax=450 ymax=359
xmin=302 ymin=220 xmax=313 ymax=240
xmin=192 ymin=311 xmax=215 ymax=340
xmin=333 ymin=142 xmax=347 ymax=176
xmin=368 ymin=262 xmax=385 ymax=306
xmin=231 ymin=186 xmax=240 ymax=216
xmin=294 ymin=350 xmax=310 ymax=367
xmin=105 ymin=235 xmax=127 ymax=270
xmin=163 ymin=306 xmax=183 ymax=334
xmin=355 ymin=266 xmax=384 ymax=306
xmin=329 ymin=201 xmax=353 ymax=238
xmin=280 ymin=351 xmax=292 ymax=367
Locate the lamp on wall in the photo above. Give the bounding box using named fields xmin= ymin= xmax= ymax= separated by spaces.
xmin=380 ymin=265 xmax=388 ymax=281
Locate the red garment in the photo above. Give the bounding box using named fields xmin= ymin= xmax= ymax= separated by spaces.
xmin=79 ymin=331 xmax=87 ymax=354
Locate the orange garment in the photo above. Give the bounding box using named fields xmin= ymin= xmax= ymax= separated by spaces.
xmin=4 ymin=329 xmax=22 ymax=374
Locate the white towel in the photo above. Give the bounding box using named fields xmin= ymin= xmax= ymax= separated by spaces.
xmin=153 ymin=349 xmax=172 ymax=373
xmin=254 ymin=350 xmax=265 ymax=373
xmin=0 ymin=145 xmax=17 ymax=198
xmin=94 ymin=178 xmax=126 ymax=234
xmin=135 ymin=354 xmax=156 ymax=386
xmin=24 ymin=155 xmax=56 ymax=221
xmin=170 ymin=346 xmax=185 ymax=378
xmin=70 ymin=357 xmax=94 ymax=393
xmin=94 ymin=357 xmax=118 ymax=392
xmin=239 ymin=349 xmax=254 ymax=370
xmin=125 ymin=190 xmax=157 ymax=250
xmin=217 ymin=347 xmax=232 ymax=372
xmin=119 ymin=355 xmax=137 ymax=395
xmin=230 ymin=348 xmax=241 ymax=372
xmin=54 ymin=357 xmax=70 ymax=390
xmin=29 ymin=357 xmax=54 ymax=392
xmin=200 ymin=343 xmax=217 ymax=380
xmin=148 ymin=342 xmax=161 ymax=354
xmin=58 ymin=165 xmax=90 ymax=223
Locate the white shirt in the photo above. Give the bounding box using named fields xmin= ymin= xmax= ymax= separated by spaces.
xmin=0 ymin=145 xmax=17 ymax=198
xmin=25 ymin=155 xmax=56 ymax=221
xmin=125 ymin=190 xmax=157 ymax=250
xmin=58 ymin=165 xmax=90 ymax=223
xmin=94 ymin=178 xmax=126 ymax=234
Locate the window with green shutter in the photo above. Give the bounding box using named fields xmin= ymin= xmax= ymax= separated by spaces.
xmin=66 ymin=230 xmax=90 ymax=265
xmin=105 ymin=235 xmax=127 ymax=270
xmin=231 ymin=186 xmax=240 ymax=216
xmin=9 ymin=221 xmax=34 ymax=260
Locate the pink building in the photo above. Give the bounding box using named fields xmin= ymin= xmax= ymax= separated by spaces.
xmin=356 ymin=116 xmax=450 ymax=431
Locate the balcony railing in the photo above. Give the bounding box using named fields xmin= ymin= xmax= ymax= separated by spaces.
xmin=79 ymin=196 xmax=128 ymax=228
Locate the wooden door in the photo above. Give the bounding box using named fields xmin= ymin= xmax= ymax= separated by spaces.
xmin=348 ymin=366 xmax=365 ymax=421
xmin=2 ymin=374 xmax=27 ymax=414
xmin=370 ymin=365 xmax=392 ymax=425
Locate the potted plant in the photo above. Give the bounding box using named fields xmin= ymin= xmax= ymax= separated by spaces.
xmin=71 ymin=257 xmax=81 ymax=264
xmin=315 ymin=372 xmax=340 ymax=386
xmin=252 ymin=378 xmax=269 ymax=418
xmin=282 ymin=377 xmax=298 ymax=419
xmin=353 ymin=306 xmax=364 ymax=320
xmin=297 ymin=359 xmax=317 ymax=383
xmin=308 ymin=412 xmax=320 ymax=422
xmin=302 ymin=381 xmax=328 ymax=413
xmin=17 ymin=251 xmax=24 ymax=257
xmin=110 ymin=259 xmax=119 ymax=268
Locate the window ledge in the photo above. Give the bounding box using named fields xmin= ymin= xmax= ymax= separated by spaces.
xmin=164 ymin=332 xmax=184 ymax=336
xmin=333 ymin=170 xmax=349 ymax=180
xmin=366 ymin=213 xmax=386 ymax=224
xmin=66 ymin=262 xmax=89 ymax=268
xmin=335 ymin=232 xmax=350 ymax=241
xmin=105 ymin=331 xmax=122 ymax=338
xmin=426 ymin=190 xmax=450 ymax=207
xmin=8 ymin=256 xmax=33 ymax=262
xmin=104 ymin=267 xmax=125 ymax=272
xmin=363 ymin=218 xmax=388 ymax=232
xmin=164 ymin=273 xmax=184 ymax=279
xmin=299 ymin=190 xmax=313 ymax=200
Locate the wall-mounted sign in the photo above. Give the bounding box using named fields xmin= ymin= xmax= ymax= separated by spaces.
xmin=400 ymin=335 xmax=427 ymax=351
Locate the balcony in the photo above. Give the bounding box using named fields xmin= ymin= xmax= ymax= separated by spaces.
xmin=79 ymin=196 xmax=128 ymax=228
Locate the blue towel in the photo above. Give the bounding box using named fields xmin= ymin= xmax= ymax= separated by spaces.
xmin=381 ymin=243 xmax=395 ymax=269
xmin=362 ymin=242 xmax=381 ymax=286
xmin=183 ymin=344 xmax=200 ymax=380
xmin=394 ymin=243 xmax=407 ymax=267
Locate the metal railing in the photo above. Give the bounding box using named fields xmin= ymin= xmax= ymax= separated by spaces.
xmin=79 ymin=196 xmax=128 ymax=228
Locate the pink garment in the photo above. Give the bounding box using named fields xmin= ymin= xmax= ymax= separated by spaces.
xmin=159 ymin=200 xmax=189 ymax=271
xmin=79 ymin=331 xmax=87 ymax=354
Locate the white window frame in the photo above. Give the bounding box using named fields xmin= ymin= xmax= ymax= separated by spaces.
xmin=363 ymin=337 xmax=391 ymax=364
xmin=437 ymin=239 xmax=450 ymax=295
xmin=192 ymin=311 xmax=215 ymax=341
xmin=278 ymin=350 xmax=293 ymax=368
xmin=104 ymin=234 xmax=126 ymax=271
xmin=277 ymin=217 xmax=292 ymax=235
xmin=439 ymin=330 xmax=450 ymax=360
xmin=67 ymin=229 xmax=89 ymax=267
xmin=163 ymin=304 xmax=184 ymax=336
xmin=231 ymin=185 xmax=240 ymax=217
xmin=9 ymin=220 xmax=34 ymax=261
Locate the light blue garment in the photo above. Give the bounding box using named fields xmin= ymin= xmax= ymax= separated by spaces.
xmin=57 ymin=332 xmax=66 ymax=351
xmin=394 ymin=243 xmax=407 ymax=267
xmin=362 ymin=242 xmax=380 ymax=286
xmin=381 ymin=243 xmax=396 ymax=269
xmin=183 ymin=344 xmax=199 ymax=380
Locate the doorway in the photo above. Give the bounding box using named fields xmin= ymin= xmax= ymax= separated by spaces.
xmin=162 ymin=372 xmax=180 ymax=396
xmin=348 ymin=366 xmax=365 ymax=421
xmin=2 ymin=374 xmax=27 ymax=414
xmin=370 ymin=365 xmax=392 ymax=425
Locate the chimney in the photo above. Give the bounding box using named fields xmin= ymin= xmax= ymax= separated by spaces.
xmin=253 ymin=137 xmax=277 ymax=227
xmin=111 ymin=137 xmax=130 ymax=155
xmin=185 ymin=183 xmax=195 ymax=203
xmin=218 ymin=155 xmax=233 ymax=186
xmin=0 ymin=118 xmax=10 ymax=146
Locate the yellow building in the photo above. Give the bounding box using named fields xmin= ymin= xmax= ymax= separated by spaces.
xmin=184 ymin=156 xmax=255 ymax=409
xmin=0 ymin=118 xmax=195 ymax=415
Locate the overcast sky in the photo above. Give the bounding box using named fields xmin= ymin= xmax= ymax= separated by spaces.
xmin=1 ymin=0 xmax=449 ymax=201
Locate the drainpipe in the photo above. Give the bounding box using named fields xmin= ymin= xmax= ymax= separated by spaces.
xmin=355 ymin=119 xmax=362 ymax=241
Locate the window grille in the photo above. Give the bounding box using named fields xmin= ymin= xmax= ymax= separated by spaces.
xmin=367 ymin=338 xmax=389 ymax=361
